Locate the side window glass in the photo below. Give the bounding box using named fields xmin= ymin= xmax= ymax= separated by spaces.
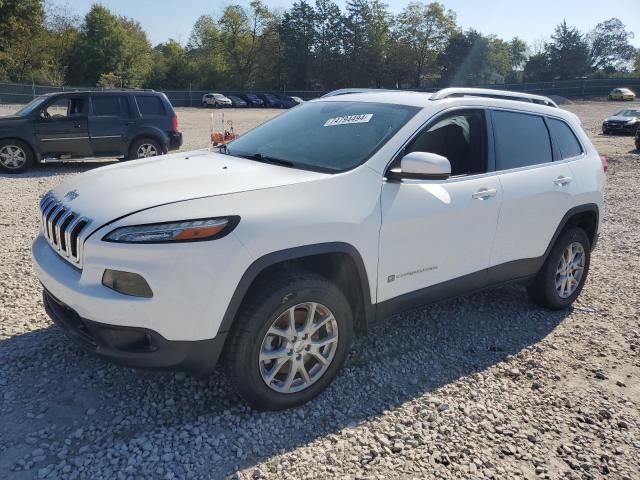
xmin=41 ymin=97 xmax=85 ymax=119
xmin=547 ymin=118 xmax=583 ymax=159
xmin=136 ymin=96 xmax=165 ymax=116
xmin=492 ymin=110 xmax=552 ymax=170
xmin=91 ymin=96 xmax=130 ymax=117
xmin=406 ymin=110 xmax=486 ymax=176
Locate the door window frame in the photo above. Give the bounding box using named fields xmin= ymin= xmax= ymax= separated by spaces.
xmin=384 ymin=107 xmax=496 ymax=181
xmin=37 ymin=94 xmax=88 ymax=122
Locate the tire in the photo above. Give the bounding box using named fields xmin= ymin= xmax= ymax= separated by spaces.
xmin=635 ymin=135 xmax=640 ymax=151
xmin=0 ymin=139 xmax=35 ymax=173
xmin=128 ymin=137 xmax=162 ymax=160
xmin=527 ymin=226 xmax=591 ymax=310
xmin=226 ymin=270 xmax=354 ymax=410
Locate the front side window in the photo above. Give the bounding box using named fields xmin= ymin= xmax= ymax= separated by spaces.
xmin=136 ymin=96 xmax=165 ymax=116
xmin=403 ymin=110 xmax=486 ymax=176
xmin=492 ymin=110 xmax=552 ymax=170
xmin=226 ymin=101 xmax=419 ymax=172
xmin=91 ymin=96 xmax=130 ymax=117
xmin=40 ymin=96 xmax=86 ymax=119
xmin=547 ymin=118 xmax=582 ymax=159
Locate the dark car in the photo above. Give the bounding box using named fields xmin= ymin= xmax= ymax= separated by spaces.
xmin=227 ymin=95 xmax=248 ymax=108
xmin=256 ymin=93 xmax=283 ymax=108
xmin=276 ymin=95 xmax=299 ymax=109
xmin=602 ymin=109 xmax=640 ymax=135
xmin=235 ymin=93 xmax=264 ymax=108
xmin=0 ymin=90 xmax=182 ymax=173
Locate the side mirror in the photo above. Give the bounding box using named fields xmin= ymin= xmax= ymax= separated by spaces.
xmin=387 ymin=151 xmax=451 ymax=181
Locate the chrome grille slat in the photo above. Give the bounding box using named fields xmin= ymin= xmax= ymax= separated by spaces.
xmin=38 ymin=193 xmax=91 ymax=266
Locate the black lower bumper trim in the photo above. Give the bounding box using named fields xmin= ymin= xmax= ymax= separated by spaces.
xmin=168 ymin=132 xmax=183 ymax=151
xmin=42 ymin=289 xmax=225 ymax=377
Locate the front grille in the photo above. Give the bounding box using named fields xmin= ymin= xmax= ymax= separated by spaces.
xmin=39 ymin=193 xmax=91 ymax=266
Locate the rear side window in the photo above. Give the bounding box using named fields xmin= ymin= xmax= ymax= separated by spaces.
xmin=91 ymin=96 xmax=130 ymax=117
xmin=492 ymin=110 xmax=552 ymax=170
xmin=547 ymin=118 xmax=583 ymax=159
xmin=136 ymin=96 xmax=166 ymax=116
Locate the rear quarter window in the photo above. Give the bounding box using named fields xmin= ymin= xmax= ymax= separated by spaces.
xmin=136 ymin=96 xmax=166 ymax=116
xmin=547 ymin=118 xmax=583 ymax=159
xmin=492 ymin=110 xmax=553 ymax=170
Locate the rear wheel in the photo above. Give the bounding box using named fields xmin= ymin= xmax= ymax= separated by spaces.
xmin=0 ymin=139 xmax=34 ymax=173
xmin=226 ymin=271 xmax=353 ymax=410
xmin=527 ymin=226 xmax=591 ymax=310
xmin=128 ymin=138 xmax=162 ymax=160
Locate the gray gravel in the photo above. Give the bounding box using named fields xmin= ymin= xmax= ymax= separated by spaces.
xmin=1 ymin=101 xmax=639 ymax=479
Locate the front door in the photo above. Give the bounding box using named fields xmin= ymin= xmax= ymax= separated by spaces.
xmin=377 ymin=109 xmax=502 ymax=304
xmin=34 ymin=95 xmax=92 ymax=157
xmin=88 ymin=94 xmax=136 ymax=156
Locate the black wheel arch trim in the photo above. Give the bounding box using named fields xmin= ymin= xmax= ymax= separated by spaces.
xmin=543 ymin=203 xmax=599 ymax=256
xmin=217 ymin=242 xmax=374 ymax=335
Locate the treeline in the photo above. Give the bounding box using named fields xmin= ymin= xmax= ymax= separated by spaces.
xmin=1 ymin=0 xmax=638 ymax=91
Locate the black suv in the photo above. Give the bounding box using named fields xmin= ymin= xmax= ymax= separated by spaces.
xmin=0 ymin=90 xmax=182 ymax=173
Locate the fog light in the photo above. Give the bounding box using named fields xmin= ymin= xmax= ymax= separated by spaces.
xmin=102 ymin=269 xmax=153 ymax=298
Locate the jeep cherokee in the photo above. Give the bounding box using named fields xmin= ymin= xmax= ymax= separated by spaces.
xmin=32 ymin=88 xmax=605 ymax=410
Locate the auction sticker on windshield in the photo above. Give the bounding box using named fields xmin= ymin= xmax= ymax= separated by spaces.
xmin=324 ymin=114 xmax=373 ymax=127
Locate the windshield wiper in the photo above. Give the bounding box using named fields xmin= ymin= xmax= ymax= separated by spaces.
xmin=234 ymin=152 xmax=295 ymax=168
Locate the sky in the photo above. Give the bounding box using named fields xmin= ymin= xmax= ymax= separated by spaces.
xmin=69 ymin=0 xmax=640 ymax=48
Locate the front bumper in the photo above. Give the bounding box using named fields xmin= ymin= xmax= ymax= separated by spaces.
xmin=602 ymin=123 xmax=638 ymax=134
xmin=43 ymin=289 xmax=225 ymax=376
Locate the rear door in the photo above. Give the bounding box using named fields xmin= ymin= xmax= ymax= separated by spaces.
xmin=489 ymin=109 xmax=579 ymax=268
xmin=34 ymin=95 xmax=92 ymax=157
xmin=89 ymin=94 xmax=135 ymax=156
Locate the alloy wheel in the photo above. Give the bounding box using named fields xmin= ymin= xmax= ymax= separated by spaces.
xmin=136 ymin=143 xmax=158 ymax=158
xmin=259 ymin=302 xmax=339 ymax=394
xmin=0 ymin=145 xmax=27 ymax=169
xmin=555 ymin=242 xmax=585 ymax=298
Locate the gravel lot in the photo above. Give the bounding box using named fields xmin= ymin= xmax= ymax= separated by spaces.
xmin=1 ymin=100 xmax=639 ymax=479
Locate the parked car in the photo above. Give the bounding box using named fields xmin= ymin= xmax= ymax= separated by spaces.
xmin=256 ymin=93 xmax=283 ymax=108
xmin=602 ymin=109 xmax=640 ymax=135
xmin=202 ymin=93 xmax=233 ymax=108
xmin=277 ymin=95 xmax=299 ymax=109
xmin=236 ymin=93 xmax=265 ymax=108
xmin=290 ymin=96 xmax=305 ymax=105
xmin=608 ymin=88 xmax=636 ymax=101
xmin=0 ymin=90 xmax=181 ymax=173
xmin=32 ymin=88 xmax=604 ymax=410
xmin=227 ymin=95 xmax=248 ymax=108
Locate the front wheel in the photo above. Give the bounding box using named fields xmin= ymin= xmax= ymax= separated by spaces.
xmin=226 ymin=271 xmax=353 ymax=410
xmin=0 ymin=139 xmax=34 ymax=173
xmin=527 ymin=226 xmax=591 ymax=309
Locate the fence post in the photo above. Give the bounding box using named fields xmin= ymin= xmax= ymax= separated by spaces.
xmin=31 ymin=78 xmax=36 ymax=100
xmin=189 ymin=83 xmax=192 ymax=107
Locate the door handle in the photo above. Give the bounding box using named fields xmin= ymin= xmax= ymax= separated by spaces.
xmin=554 ymin=176 xmax=572 ymax=186
xmin=73 ymin=123 xmax=82 ymax=128
xmin=472 ymin=188 xmax=497 ymax=200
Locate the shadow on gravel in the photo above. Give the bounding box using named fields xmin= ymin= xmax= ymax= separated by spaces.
xmin=0 ymin=284 xmax=570 ymax=477
xmin=0 ymin=160 xmax=117 ymax=179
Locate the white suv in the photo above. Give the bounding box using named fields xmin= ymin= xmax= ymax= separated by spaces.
xmin=202 ymin=93 xmax=233 ymax=108
xmin=32 ymin=88 xmax=606 ymax=410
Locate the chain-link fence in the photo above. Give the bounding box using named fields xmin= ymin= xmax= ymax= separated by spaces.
xmin=1 ymin=78 xmax=639 ymax=107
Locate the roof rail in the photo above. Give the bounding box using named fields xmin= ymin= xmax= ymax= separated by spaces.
xmin=430 ymin=88 xmax=558 ymax=108
xmin=321 ymin=88 xmax=400 ymax=98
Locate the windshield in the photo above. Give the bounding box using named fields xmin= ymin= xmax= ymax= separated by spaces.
xmin=615 ymin=110 xmax=640 ymax=117
xmin=226 ymin=101 xmax=419 ymax=172
xmin=213 ymin=94 xmax=225 ymax=99
xmin=14 ymin=96 xmax=49 ymax=116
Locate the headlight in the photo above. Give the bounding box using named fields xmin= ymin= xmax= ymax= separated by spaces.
xmin=103 ymin=216 xmax=240 ymax=243
xmin=625 ymin=119 xmax=638 ymax=125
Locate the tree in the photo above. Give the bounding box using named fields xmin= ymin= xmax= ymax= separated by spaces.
xmin=394 ymin=2 xmax=457 ymax=88
xmin=0 ymin=0 xmax=46 ymax=81
xmin=187 ymin=15 xmax=223 ymax=89
xmin=546 ymin=20 xmax=590 ymax=79
xmin=588 ymin=18 xmax=635 ymax=73
xmin=523 ymin=52 xmax=551 ymax=82
xmin=313 ymin=0 xmax=345 ymax=89
xmin=40 ymin=2 xmax=80 ymax=85
xmin=145 ymin=40 xmax=192 ymax=89
xmin=280 ymin=1 xmax=317 ymax=89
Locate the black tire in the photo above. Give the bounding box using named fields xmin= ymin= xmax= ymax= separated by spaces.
xmin=527 ymin=226 xmax=591 ymax=310
xmin=225 ymin=270 xmax=354 ymax=410
xmin=602 ymin=128 xmax=609 ymax=135
xmin=0 ymin=139 xmax=35 ymax=173
xmin=128 ymin=137 xmax=163 ymax=160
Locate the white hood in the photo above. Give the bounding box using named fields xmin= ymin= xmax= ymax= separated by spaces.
xmin=49 ymin=150 xmax=327 ymax=228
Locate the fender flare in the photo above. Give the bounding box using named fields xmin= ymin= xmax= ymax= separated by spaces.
xmin=217 ymin=242 xmax=374 ymax=335
xmin=543 ymin=203 xmax=600 ymax=259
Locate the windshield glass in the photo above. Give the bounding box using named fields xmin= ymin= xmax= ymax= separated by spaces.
xmin=226 ymin=101 xmax=419 ymax=172
xmin=213 ymin=94 xmax=225 ymax=99
xmin=14 ymin=96 xmax=49 ymax=116
xmin=615 ymin=110 xmax=640 ymax=117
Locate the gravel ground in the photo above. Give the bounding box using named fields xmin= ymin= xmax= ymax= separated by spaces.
xmin=1 ymin=100 xmax=639 ymax=479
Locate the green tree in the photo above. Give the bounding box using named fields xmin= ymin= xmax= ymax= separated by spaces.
xmin=313 ymin=0 xmax=345 ymax=89
xmin=0 ymin=0 xmax=46 ymax=81
xmin=187 ymin=15 xmax=223 ymax=89
xmin=523 ymin=52 xmax=552 ymax=82
xmin=546 ymin=20 xmax=590 ymax=79
xmin=145 ymin=40 xmax=192 ymax=89
xmin=588 ymin=18 xmax=635 ymax=73
xmin=280 ymin=1 xmax=317 ymax=89
xmin=40 ymin=2 xmax=80 ymax=85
